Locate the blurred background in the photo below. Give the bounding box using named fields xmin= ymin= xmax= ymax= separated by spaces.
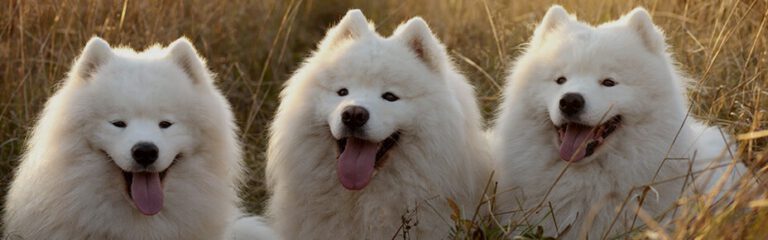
xmin=1 ymin=0 xmax=766 ymax=238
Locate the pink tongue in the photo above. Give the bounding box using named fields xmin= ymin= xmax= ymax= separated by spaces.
xmin=337 ymin=138 xmax=378 ymax=190
xmin=130 ymin=172 xmax=164 ymax=215
xmin=559 ymin=124 xmax=595 ymax=162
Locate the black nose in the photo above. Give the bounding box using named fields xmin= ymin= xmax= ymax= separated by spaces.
xmin=131 ymin=142 xmax=158 ymax=167
xmin=559 ymin=93 xmax=585 ymax=117
xmin=341 ymin=106 xmax=369 ymax=129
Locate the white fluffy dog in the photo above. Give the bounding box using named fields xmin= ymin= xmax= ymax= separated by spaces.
xmin=3 ymin=37 xmax=243 ymax=239
xmin=491 ymin=6 xmax=741 ymax=239
xmin=265 ymin=10 xmax=491 ymax=239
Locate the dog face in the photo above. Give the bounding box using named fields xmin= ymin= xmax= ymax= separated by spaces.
xmin=514 ymin=6 xmax=680 ymax=163
xmin=296 ymin=10 xmax=453 ymax=190
xmin=94 ymin=116 xmax=189 ymax=173
xmin=319 ymin=52 xmax=421 ymax=145
xmin=66 ymin=37 xmax=217 ymax=215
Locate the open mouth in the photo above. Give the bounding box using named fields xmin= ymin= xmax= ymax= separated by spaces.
xmin=555 ymin=115 xmax=622 ymax=162
xmin=104 ymin=151 xmax=180 ymax=216
xmin=335 ymin=132 xmax=400 ymax=191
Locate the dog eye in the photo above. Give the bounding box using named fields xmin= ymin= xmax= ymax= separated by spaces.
xmin=111 ymin=121 xmax=127 ymax=128
xmin=337 ymin=88 xmax=348 ymax=96
xmin=382 ymin=92 xmax=399 ymax=102
xmin=159 ymin=121 xmax=173 ymax=129
xmin=555 ymin=76 xmax=567 ymax=85
xmin=601 ymin=78 xmax=617 ymax=87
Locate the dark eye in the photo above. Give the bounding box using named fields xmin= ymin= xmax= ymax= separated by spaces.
xmin=111 ymin=121 xmax=127 ymax=128
xmin=601 ymin=78 xmax=617 ymax=87
xmin=382 ymin=92 xmax=399 ymax=102
xmin=555 ymin=76 xmax=567 ymax=85
xmin=337 ymin=88 xmax=348 ymax=96
xmin=159 ymin=121 xmax=173 ymax=129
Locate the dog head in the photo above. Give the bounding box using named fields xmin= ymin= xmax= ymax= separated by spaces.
xmin=65 ymin=37 xmax=228 ymax=215
xmin=512 ymin=6 xmax=683 ymax=164
xmin=293 ymin=10 xmax=455 ymax=190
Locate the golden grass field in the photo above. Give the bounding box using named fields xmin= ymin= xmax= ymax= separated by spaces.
xmin=1 ymin=0 xmax=767 ymax=239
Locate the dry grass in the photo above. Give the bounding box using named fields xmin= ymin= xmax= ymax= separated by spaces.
xmin=0 ymin=0 xmax=766 ymax=239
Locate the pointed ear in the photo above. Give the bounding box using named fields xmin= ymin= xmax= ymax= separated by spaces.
xmin=167 ymin=37 xmax=211 ymax=84
xmin=623 ymin=7 xmax=666 ymax=54
xmin=72 ymin=37 xmax=112 ymax=80
xmin=532 ymin=5 xmax=573 ymax=45
xmin=391 ymin=17 xmax=448 ymax=72
xmin=318 ymin=9 xmax=374 ymax=50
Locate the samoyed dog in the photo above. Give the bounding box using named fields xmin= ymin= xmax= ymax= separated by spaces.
xmin=265 ymin=10 xmax=491 ymax=239
xmin=3 ymin=37 xmax=244 ymax=239
xmin=491 ymin=6 xmax=741 ymax=239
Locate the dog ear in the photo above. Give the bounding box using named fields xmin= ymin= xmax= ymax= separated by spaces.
xmin=391 ymin=17 xmax=448 ymax=73
xmin=532 ymin=5 xmax=573 ymax=45
xmin=72 ymin=37 xmax=112 ymax=81
xmin=167 ymin=37 xmax=211 ymax=84
xmin=318 ymin=9 xmax=374 ymax=50
xmin=622 ymin=7 xmax=666 ymax=54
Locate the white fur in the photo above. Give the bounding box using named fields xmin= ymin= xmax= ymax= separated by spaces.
xmin=3 ymin=37 xmax=244 ymax=239
xmin=231 ymin=216 xmax=281 ymax=240
xmin=265 ymin=10 xmax=491 ymax=239
xmin=491 ymin=6 xmax=742 ymax=239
